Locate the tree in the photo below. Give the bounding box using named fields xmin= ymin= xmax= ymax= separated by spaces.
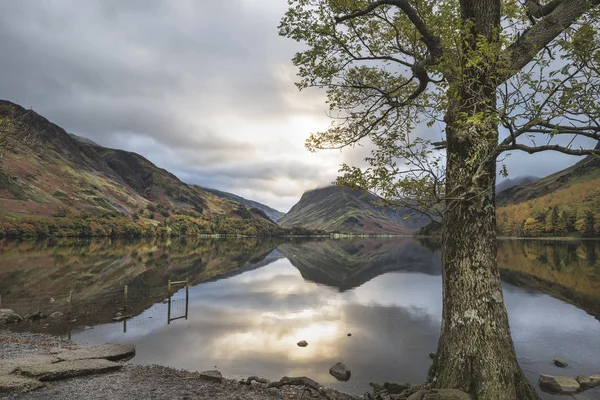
xmin=279 ymin=1 xmax=600 ymax=399
xmin=584 ymin=211 xmax=596 ymax=237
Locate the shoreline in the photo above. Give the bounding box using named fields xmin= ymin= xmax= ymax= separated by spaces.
xmin=1 ymin=330 xmax=362 ymax=400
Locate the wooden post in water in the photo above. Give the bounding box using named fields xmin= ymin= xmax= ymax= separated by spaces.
xmin=185 ymin=278 xmax=189 ymax=320
xmin=67 ymin=290 xmax=73 ymax=316
xmin=123 ymin=285 xmax=128 ymax=311
xmin=167 ymin=280 xmax=171 ymax=325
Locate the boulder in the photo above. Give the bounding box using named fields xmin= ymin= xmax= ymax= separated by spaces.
xmin=407 ymin=389 xmax=471 ymax=400
xmin=329 ymin=362 xmax=351 ymax=382
xmin=50 ymin=311 xmax=64 ymax=319
xmin=0 ymin=310 xmax=23 ymax=324
xmin=16 ymin=359 xmax=122 ymax=381
xmin=297 ymin=340 xmax=308 ymax=347
xmin=577 ymin=374 xmax=600 ymax=389
xmin=57 ymin=343 xmax=135 ymax=362
xmin=199 ymin=370 xmax=222 ymax=383
xmin=0 ymin=375 xmax=45 ymax=393
xmin=539 ymin=374 xmax=580 ymax=394
xmin=553 ymin=358 xmax=568 ymax=368
xmin=24 ymin=310 xmax=47 ymax=321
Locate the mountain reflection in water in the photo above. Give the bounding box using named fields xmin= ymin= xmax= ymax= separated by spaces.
xmin=0 ymin=237 xmax=599 ymax=398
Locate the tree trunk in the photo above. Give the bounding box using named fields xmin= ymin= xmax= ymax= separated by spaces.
xmin=426 ymin=1 xmax=540 ymax=399
xmin=427 ymin=112 xmax=539 ymax=400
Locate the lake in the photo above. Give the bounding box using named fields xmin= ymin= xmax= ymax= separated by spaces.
xmin=1 ymin=237 xmax=599 ymax=399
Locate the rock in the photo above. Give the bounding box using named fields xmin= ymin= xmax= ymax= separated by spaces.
xmin=577 ymin=374 xmax=600 ymax=389
xmin=297 ymin=340 xmax=308 ymax=347
xmin=24 ymin=310 xmax=47 ymax=321
xmin=16 ymin=359 xmax=122 ymax=381
xmin=553 ymin=358 xmax=568 ymax=368
xmin=0 ymin=355 xmax=59 ymax=375
xmin=347 ymin=333 xmax=352 ymax=337
xmin=329 ymin=361 xmax=351 ymax=382
xmin=407 ymin=389 xmax=471 ymax=400
xmin=539 ymin=374 xmax=580 ymax=394
xmin=50 ymin=311 xmax=64 ymax=319
xmin=115 ymin=312 xmax=123 ymax=318
xmin=0 ymin=309 xmax=23 ymax=324
xmin=112 ymin=315 xmax=132 ymax=322
xmin=199 ymin=370 xmax=222 ymax=383
xmin=429 ymin=353 xmax=436 ymax=360
xmin=0 ymin=375 xmax=45 ymax=393
xmin=57 ymin=343 xmax=135 ymax=362
xmin=382 ymin=382 xmax=412 ymax=394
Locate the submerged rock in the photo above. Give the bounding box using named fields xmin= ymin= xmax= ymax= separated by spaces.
xmin=553 ymin=358 xmax=568 ymax=368
xmin=538 ymin=374 xmax=580 ymax=393
xmin=329 ymin=362 xmax=351 ymax=382
xmin=297 ymin=340 xmax=308 ymax=347
xmin=199 ymin=370 xmax=223 ymax=383
xmin=577 ymin=374 xmax=600 ymax=389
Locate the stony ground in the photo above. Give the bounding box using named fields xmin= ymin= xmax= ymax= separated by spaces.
xmin=1 ymin=330 xmax=361 ymax=400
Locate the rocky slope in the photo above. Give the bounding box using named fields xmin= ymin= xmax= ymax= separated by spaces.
xmin=278 ymin=186 xmax=429 ymax=234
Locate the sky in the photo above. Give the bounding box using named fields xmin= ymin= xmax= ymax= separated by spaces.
xmin=0 ymin=0 xmax=594 ymax=212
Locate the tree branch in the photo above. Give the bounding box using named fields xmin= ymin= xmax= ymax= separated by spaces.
xmin=500 ymin=0 xmax=600 ymax=83
xmin=499 ymin=143 xmax=600 ymax=156
xmin=334 ymin=0 xmax=443 ymax=62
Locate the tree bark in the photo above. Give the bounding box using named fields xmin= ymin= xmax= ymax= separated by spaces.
xmin=427 ymin=1 xmax=540 ymax=399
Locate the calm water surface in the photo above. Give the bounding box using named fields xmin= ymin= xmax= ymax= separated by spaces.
xmin=1 ymin=237 xmax=599 ymax=399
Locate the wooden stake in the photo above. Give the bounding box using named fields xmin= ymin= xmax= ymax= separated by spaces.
xmin=167 ymin=280 xmax=171 ymax=324
xmin=185 ymin=278 xmax=189 ymax=320
xmin=67 ymin=290 xmax=73 ymax=314
xmin=123 ymin=285 xmax=128 ymax=311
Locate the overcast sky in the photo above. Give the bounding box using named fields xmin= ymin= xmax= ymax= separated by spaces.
xmin=0 ymin=1 xmax=593 ymax=211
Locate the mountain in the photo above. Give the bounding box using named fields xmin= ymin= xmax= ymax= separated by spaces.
xmin=496 ymin=175 xmax=539 ymax=193
xmin=0 ymin=100 xmax=284 ymax=237
xmin=496 ymin=144 xmax=600 ymax=237
xmin=278 ymin=185 xmax=429 ymax=234
xmin=202 ymin=187 xmax=285 ymax=222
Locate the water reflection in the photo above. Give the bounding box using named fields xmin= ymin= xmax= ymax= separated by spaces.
xmin=1 ymin=237 xmax=599 ymax=399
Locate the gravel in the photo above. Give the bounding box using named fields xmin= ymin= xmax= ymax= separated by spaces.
xmin=1 ymin=330 xmax=361 ymax=400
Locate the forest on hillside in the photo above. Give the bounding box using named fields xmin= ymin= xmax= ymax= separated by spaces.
xmin=497 ymin=179 xmax=600 ymax=238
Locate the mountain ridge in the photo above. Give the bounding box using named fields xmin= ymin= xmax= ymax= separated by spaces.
xmin=279 ymin=185 xmax=429 ymax=234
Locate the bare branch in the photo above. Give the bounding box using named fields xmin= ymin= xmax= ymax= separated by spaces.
xmin=499 ymin=143 xmax=600 ymax=156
